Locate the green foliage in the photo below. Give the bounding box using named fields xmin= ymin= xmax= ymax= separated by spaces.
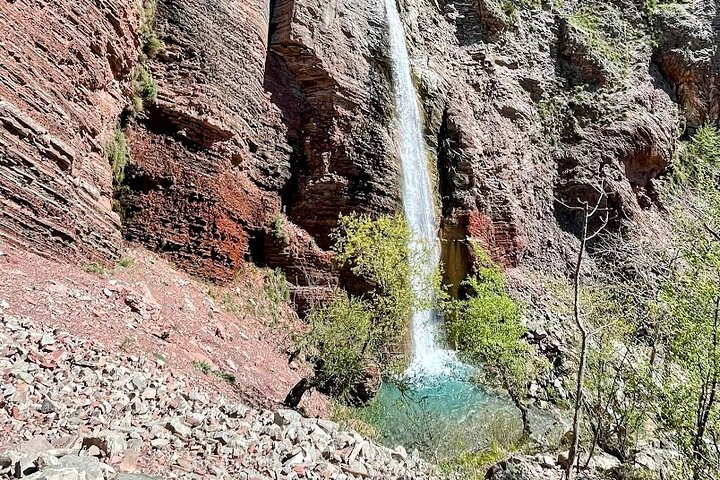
xmin=82 ymin=262 xmax=106 ymax=275
xmin=656 ymin=232 xmax=720 ymax=475
xmin=264 ymin=268 xmax=290 ymax=309
xmin=192 ymin=359 xmax=212 ymax=375
xmin=582 ymin=127 xmax=720 ymax=476
xmin=444 ymin=247 xmax=540 ymax=396
xmin=500 ymin=0 xmax=518 ymax=21
xmin=192 ymin=360 xmax=236 ymax=385
xmin=671 ymin=125 xmax=720 ymax=186
xmin=302 ymin=213 xmax=430 ymax=399
xmin=104 ymin=127 xmax=127 ymax=187
xmin=584 ymin=309 xmax=656 ymax=457
xmin=214 ymin=267 xmax=291 ymax=326
xmin=271 ymin=215 xmax=289 ymax=244
xmin=117 ymin=256 xmax=135 ymax=268
xmin=304 ymin=294 xmax=375 ymax=392
xmin=332 ymin=213 xmax=427 ymax=347
xmin=131 ymin=65 xmax=157 ymax=112
xmin=140 ymin=0 xmax=163 ymax=58
xmin=566 ymin=7 xmax=635 ymax=82
xmin=441 ymin=445 xmax=507 ymax=480
xmin=439 ymin=411 xmax=524 ymax=478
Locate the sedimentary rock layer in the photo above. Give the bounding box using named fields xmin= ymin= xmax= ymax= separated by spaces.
xmin=0 ymin=1 xmax=140 ymax=260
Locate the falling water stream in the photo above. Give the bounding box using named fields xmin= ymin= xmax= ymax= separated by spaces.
xmin=355 ymin=0 xmax=565 ymax=460
xmin=384 ymin=0 xmax=456 ymax=379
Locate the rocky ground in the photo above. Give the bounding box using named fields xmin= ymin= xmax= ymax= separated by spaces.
xmin=0 ymin=238 xmax=325 ymax=414
xmin=0 ymin=312 xmax=438 ymax=480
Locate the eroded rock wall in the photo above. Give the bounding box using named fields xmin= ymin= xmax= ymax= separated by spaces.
xmin=398 ymin=0 xmax=682 ymax=276
xmin=119 ymin=0 xmax=290 ymax=281
xmin=1 ymin=0 xmax=718 ymax=294
xmin=0 ymin=1 xmax=140 ymax=260
xmin=265 ymin=0 xmax=398 ymax=249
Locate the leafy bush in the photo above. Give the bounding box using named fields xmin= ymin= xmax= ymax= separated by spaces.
xmin=297 ymin=213 xmax=431 ymax=402
xmin=443 ymin=247 xmax=541 ymax=435
xmin=303 ymin=293 xmax=374 ymax=391
xmin=332 ymin=212 xmax=427 ymax=348
xmin=117 ymin=256 xmax=135 ymax=268
xmin=271 ymin=215 xmax=290 ymax=244
xmin=104 ymin=127 xmax=127 ymax=186
xmin=141 ymin=0 xmax=163 ymax=58
xmin=132 ymin=65 xmax=157 ymax=112
xmin=82 ymin=262 xmax=107 ymax=275
xmin=445 ymin=248 xmax=536 ymax=393
xmin=671 ymin=125 xmax=720 ymax=186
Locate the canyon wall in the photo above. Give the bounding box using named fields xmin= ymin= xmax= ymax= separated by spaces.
xmin=0 ymin=1 xmax=140 ymax=260
xmin=1 ymin=0 xmax=718 ymax=291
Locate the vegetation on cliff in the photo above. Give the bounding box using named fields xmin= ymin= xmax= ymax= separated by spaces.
xmin=444 ymin=246 xmax=543 ymax=438
xmin=286 ymin=213 xmax=433 ymax=406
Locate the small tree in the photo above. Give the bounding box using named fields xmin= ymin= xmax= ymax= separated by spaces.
xmin=444 ymin=247 xmax=542 ymax=438
xmin=285 ymin=213 xmax=432 ymax=407
xmin=556 ymin=183 xmax=610 ymax=480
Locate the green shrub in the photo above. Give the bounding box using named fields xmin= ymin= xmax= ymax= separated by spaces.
xmin=671 ymin=125 xmax=720 ymax=186
xmin=442 ymin=246 xmax=542 ymax=436
xmin=304 ymin=293 xmax=374 ymax=392
xmin=264 ymin=268 xmax=290 ymax=305
xmin=332 ymin=213 xmax=426 ymax=347
xmin=300 ymin=213 xmax=432 ymax=400
xmin=117 ymin=256 xmax=135 ymax=268
xmin=192 ymin=359 xmax=236 ymax=385
xmin=444 ymin=250 xmax=536 ymax=393
xmin=104 ymin=127 xmax=127 ymax=186
xmin=144 ymin=35 xmax=163 ymax=58
xmin=271 ymin=215 xmax=290 ymax=244
xmin=141 ymin=0 xmax=163 ymax=58
xmin=82 ymin=262 xmax=107 ymax=275
xmin=132 ymin=65 xmax=157 ymax=112
xmin=192 ymin=359 xmax=212 ymax=374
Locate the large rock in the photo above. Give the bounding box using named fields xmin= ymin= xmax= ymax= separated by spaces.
xmin=654 ymin=0 xmax=720 ymax=128
xmin=266 ymin=0 xmax=399 ymax=248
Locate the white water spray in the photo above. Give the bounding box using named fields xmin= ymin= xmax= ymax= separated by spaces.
xmin=385 ymin=0 xmax=457 ymax=379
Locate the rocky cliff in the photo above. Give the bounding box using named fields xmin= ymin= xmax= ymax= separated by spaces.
xmin=0 ymin=1 xmax=139 ymax=261
xmin=3 ymin=0 xmax=714 ymax=293
xmin=2 ymin=0 xmax=719 ymax=478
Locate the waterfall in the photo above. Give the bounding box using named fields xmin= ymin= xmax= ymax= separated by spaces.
xmin=385 ymin=0 xmax=456 ymax=379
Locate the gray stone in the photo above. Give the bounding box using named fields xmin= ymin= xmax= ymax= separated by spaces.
xmin=164 ymin=417 xmax=192 ymax=439
xmin=140 ymin=387 xmax=156 ymax=400
xmin=23 ymin=467 xmax=81 ymax=480
xmin=54 ymin=455 xmax=110 ymax=480
xmin=82 ymin=431 xmax=127 ymax=458
xmin=590 ymin=452 xmax=621 ymax=471
xmin=40 ymin=397 xmax=57 ymax=414
xmin=116 ymin=475 xmax=161 ymax=480
xmin=274 ymin=409 xmax=301 ymax=426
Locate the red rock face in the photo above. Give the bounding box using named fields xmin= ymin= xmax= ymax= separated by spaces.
xmin=2 ymin=0 xmax=716 ymax=293
xmin=266 ymin=0 xmax=399 ymax=249
xmin=121 ymin=127 xmax=280 ymax=282
xmin=654 ymin=6 xmax=720 ymax=128
xmin=117 ymin=0 xmax=291 ymax=281
xmin=0 ymin=1 xmax=140 ymax=261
